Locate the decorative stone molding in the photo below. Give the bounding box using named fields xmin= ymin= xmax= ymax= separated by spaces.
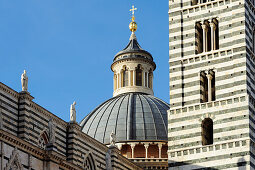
xmin=4 ymin=147 xmax=24 ymax=170
xmin=37 ymin=128 xmax=49 ymax=149
xmin=169 ymin=139 xmax=249 ymax=158
xmin=198 ymin=112 xmax=216 ymax=122
xmin=0 ymin=82 xmax=19 ymax=99
xmin=168 ymin=95 xmax=247 ymax=115
xmin=0 ymin=130 xmax=81 ymax=170
xmin=170 ymin=48 xmax=234 ymax=66
xmin=83 ymin=151 xmax=97 ymax=170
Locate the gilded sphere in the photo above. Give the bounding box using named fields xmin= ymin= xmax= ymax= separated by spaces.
xmin=129 ymin=21 xmax=137 ymax=32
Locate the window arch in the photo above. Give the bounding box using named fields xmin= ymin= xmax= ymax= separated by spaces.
xmin=136 ymin=65 xmax=142 ymax=86
xmin=84 ymin=153 xmax=96 ymax=170
xmin=214 ymin=19 xmax=219 ymax=50
xmin=202 ymin=118 xmax=213 ymax=145
xmin=123 ymin=66 xmax=128 ymax=87
xmin=38 ymin=130 xmax=49 ymax=149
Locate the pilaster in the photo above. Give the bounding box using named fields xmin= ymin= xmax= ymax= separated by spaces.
xmin=18 ymin=91 xmax=34 ymax=142
xmin=67 ymin=122 xmax=81 ymax=165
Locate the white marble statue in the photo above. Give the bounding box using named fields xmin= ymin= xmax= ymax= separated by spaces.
xmin=48 ymin=118 xmax=56 ymax=144
xmin=110 ymin=131 xmax=116 ymax=146
xmin=70 ymin=101 xmax=77 ymax=122
xmin=21 ymin=70 xmax=28 ymax=91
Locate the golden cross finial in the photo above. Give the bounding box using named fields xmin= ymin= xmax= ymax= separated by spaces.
xmin=130 ymin=5 xmax=137 ymax=21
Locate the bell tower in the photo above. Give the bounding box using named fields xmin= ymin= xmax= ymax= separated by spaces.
xmin=168 ymin=0 xmax=254 ymax=168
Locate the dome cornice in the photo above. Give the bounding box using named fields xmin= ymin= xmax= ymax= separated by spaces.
xmin=111 ymin=57 xmax=156 ymax=72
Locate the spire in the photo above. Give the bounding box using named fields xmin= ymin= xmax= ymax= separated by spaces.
xmin=129 ymin=32 xmax=137 ymax=40
xmin=129 ymin=5 xmax=137 ymax=33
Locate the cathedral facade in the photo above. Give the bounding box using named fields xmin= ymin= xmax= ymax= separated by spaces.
xmin=0 ymin=82 xmax=141 ymax=170
xmin=168 ymin=0 xmax=255 ymax=168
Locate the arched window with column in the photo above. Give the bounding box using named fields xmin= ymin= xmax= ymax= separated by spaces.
xmin=134 ymin=144 xmax=145 ymax=158
xmin=123 ymin=66 xmax=128 ymax=87
xmin=200 ymin=71 xmax=208 ymax=103
xmin=195 ymin=22 xmax=203 ymax=54
xmin=210 ymin=70 xmax=216 ymax=101
xmin=136 ymin=65 xmax=142 ymax=86
xmin=148 ymin=144 xmax=159 ymax=158
xmin=121 ymin=144 xmax=132 ymax=158
xmin=202 ymin=118 xmax=213 ymax=145
xmin=214 ymin=19 xmax=219 ymax=50
xmin=205 ymin=21 xmax=211 ymax=51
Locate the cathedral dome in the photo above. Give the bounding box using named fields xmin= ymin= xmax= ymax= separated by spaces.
xmin=80 ymin=93 xmax=169 ymax=144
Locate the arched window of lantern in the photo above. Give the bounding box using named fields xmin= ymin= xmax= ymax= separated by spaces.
xmin=148 ymin=70 xmax=153 ymax=89
xmin=114 ymin=73 xmax=117 ymax=90
xmin=136 ymin=65 xmax=143 ymax=86
xmin=201 ymin=118 xmax=213 ymax=145
xmin=123 ymin=66 xmax=128 ymax=87
xmin=134 ymin=144 xmax=145 ymax=158
xmin=121 ymin=144 xmax=132 ymax=158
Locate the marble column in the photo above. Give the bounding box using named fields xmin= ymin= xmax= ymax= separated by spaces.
xmin=158 ymin=143 xmax=163 ymax=158
xmin=130 ymin=143 xmax=136 ymax=158
xmin=120 ymin=72 xmax=123 ymax=88
xmin=207 ymin=73 xmax=213 ymax=102
xmin=116 ymin=74 xmax=119 ymax=89
xmin=133 ymin=70 xmax=136 ymax=86
xmin=210 ymin=22 xmax=216 ymax=50
xmin=202 ymin=24 xmax=208 ymax=52
xmin=146 ymin=72 xmax=149 ymax=87
xmin=128 ymin=70 xmax=132 ymax=86
xmin=144 ymin=143 xmax=149 ymax=158
xmin=143 ymin=71 xmax=146 ymax=87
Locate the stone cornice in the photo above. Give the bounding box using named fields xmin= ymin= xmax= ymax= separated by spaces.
xmin=0 ymin=82 xmax=19 ymax=99
xmin=0 ymin=129 xmax=82 ymax=170
xmin=111 ymin=57 xmax=156 ymax=71
xmin=19 ymin=91 xmax=34 ymax=101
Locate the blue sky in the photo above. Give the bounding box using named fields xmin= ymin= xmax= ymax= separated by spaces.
xmin=0 ymin=0 xmax=169 ymax=122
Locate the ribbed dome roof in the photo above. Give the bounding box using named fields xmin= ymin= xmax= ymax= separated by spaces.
xmin=80 ymin=93 xmax=169 ymax=144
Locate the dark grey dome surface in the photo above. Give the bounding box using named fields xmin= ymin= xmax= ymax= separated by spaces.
xmin=80 ymin=93 xmax=169 ymax=144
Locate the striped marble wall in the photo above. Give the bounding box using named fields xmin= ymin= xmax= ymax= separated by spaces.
xmin=168 ymin=0 xmax=254 ymax=168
